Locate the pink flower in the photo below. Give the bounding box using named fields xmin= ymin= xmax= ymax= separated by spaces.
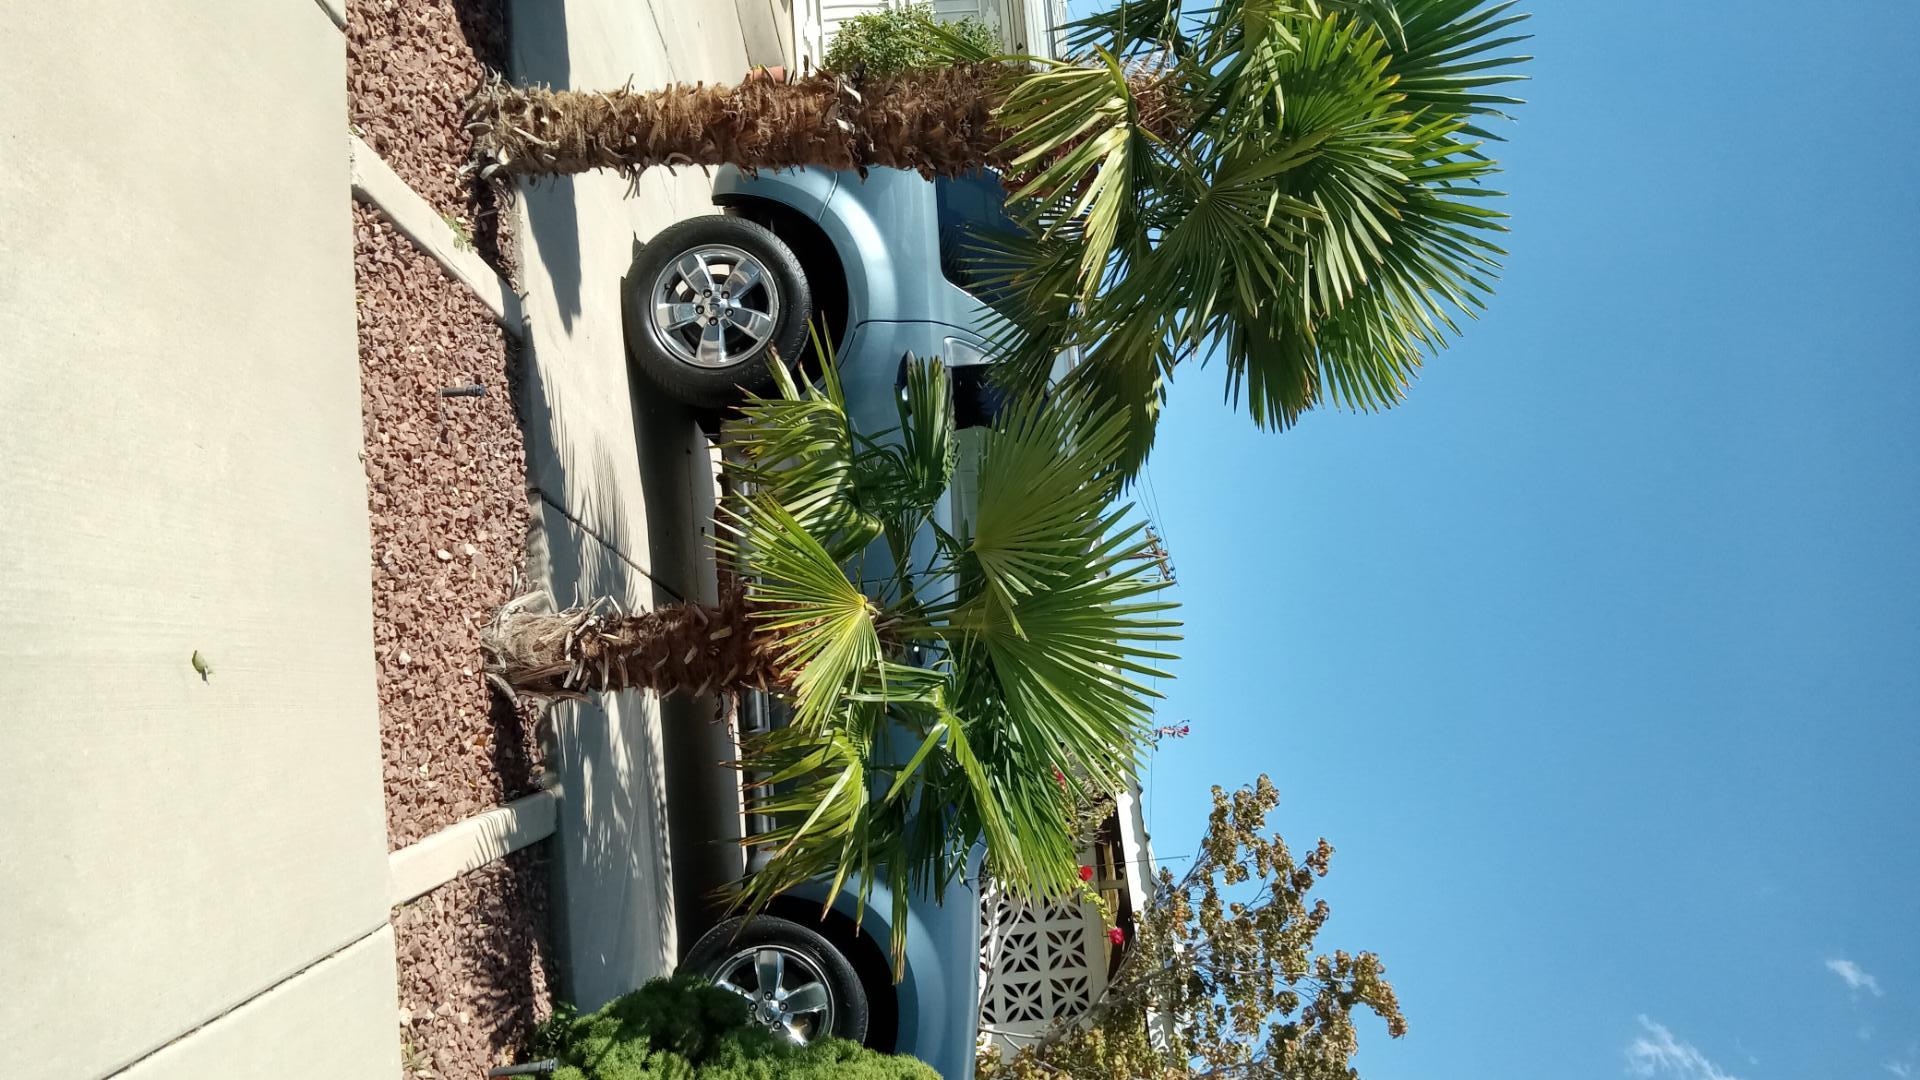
xmin=1079 ymin=865 xmax=1095 ymax=882
xmin=1107 ymin=927 xmax=1126 ymax=945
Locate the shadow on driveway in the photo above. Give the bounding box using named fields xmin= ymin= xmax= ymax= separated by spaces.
xmin=500 ymin=0 xmax=755 ymax=1008
xmin=513 ymin=258 xmax=745 ymax=1010
xmin=508 ymin=0 xmax=583 ymax=329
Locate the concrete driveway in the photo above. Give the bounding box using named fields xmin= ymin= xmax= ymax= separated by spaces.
xmin=506 ymin=0 xmax=791 ymax=1014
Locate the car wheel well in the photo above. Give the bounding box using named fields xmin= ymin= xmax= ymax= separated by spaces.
xmin=759 ymin=894 xmax=901 ymax=1053
xmin=718 ymin=197 xmax=849 ymax=370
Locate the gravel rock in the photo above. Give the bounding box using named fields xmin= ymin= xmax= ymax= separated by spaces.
xmin=348 ymin=0 xmax=518 ymax=281
xmin=350 ymin=3 xmax=560 ymax=1074
xmin=393 ymin=848 xmax=556 ymax=1078
xmin=354 ymin=203 xmax=541 ymax=851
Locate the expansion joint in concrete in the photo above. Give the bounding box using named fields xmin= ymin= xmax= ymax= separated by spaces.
xmin=105 ymin=922 xmax=390 ymax=1078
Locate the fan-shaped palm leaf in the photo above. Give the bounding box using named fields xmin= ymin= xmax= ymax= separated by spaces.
xmin=727 ymin=360 xmax=1181 ymax=963
xmin=991 ymin=0 xmax=1528 ymax=474
xmin=726 ymin=495 xmax=882 ymax=730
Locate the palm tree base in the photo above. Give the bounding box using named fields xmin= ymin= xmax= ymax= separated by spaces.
xmin=483 ymin=584 xmax=782 ymax=701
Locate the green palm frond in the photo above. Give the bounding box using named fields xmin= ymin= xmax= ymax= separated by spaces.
xmin=946 ymin=687 xmax=1087 ymax=898
xmin=728 ymin=495 xmax=882 ymax=729
xmin=725 ymin=350 xmax=883 ymax=556
xmin=1063 ymin=0 xmax=1185 ymax=56
xmin=998 ymin=50 xmax=1157 ymax=299
xmin=1384 ymin=0 xmax=1532 ymax=135
xmin=733 ymin=718 xmax=882 ymax=923
xmin=738 ymin=654 xmax=1154 ymax=961
xmin=959 ymin=221 xmax=1087 ymax=399
xmin=917 ymin=12 xmax=1008 ymax=63
xmin=853 ymin=355 xmax=957 ymax=556
xmin=896 ymin=355 xmax=957 ymax=507
xmin=731 ymin=337 xmax=967 ymax=575
xmin=964 ymin=393 xmax=1129 ymax=627
xmin=735 ymin=694 xmax=968 ymax=970
xmin=955 ymin=394 xmax=1180 ymax=792
xmin=1217 ymin=109 xmax=1507 ymax=424
xmin=1050 ymin=328 xmax=1175 ymax=476
xmin=725 ymin=340 xmax=1184 ymax=965
xmin=1326 ymin=0 xmax=1407 ymax=46
xmin=972 ymin=0 xmax=1526 ymax=476
xmin=955 ymin=522 xmax=1179 ymax=782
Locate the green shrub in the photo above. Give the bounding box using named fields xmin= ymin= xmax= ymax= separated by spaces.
xmin=529 ymin=974 xmax=942 ymax=1080
xmin=822 ymin=5 xmax=1000 ymax=77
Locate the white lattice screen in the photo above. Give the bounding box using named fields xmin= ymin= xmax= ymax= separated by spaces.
xmin=977 ymin=884 xmax=1108 ymax=1053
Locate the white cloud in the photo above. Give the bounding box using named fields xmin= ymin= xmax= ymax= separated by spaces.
xmin=1886 ymin=1061 xmax=1913 ymax=1079
xmin=1827 ymin=958 xmax=1885 ymax=997
xmin=1625 ymin=1016 xmax=1742 ymax=1080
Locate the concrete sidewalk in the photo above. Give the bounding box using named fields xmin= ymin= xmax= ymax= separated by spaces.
xmin=0 ymin=0 xmax=798 ymax=1071
xmin=0 ymin=2 xmax=394 ymax=1076
xmin=506 ymin=0 xmax=791 ymax=1013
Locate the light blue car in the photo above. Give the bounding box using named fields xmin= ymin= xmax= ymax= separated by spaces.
xmin=621 ymin=165 xmax=1022 ymax=1079
xmin=621 ymin=164 xmax=1017 ymax=429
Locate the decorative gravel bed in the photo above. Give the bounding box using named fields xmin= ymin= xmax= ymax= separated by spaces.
xmin=357 ymin=202 xmax=554 ymax=1077
xmin=348 ymin=0 xmax=517 ymax=279
xmin=354 ymin=202 xmax=541 ymax=851
xmin=348 ymin=2 xmax=560 ymax=1074
xmin=394 ymin=847 xmax=556 ymax=1078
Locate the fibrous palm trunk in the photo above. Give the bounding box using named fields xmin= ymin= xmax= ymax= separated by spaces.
xmin=485 ymin=584 xmax=785 ymax=700
xmin=469 ymin=65 xmax=1012 ymax=182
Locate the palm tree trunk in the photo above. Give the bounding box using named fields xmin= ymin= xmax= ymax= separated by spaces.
xmin=485 ymin=584 xmax=786 ymax=700
xmin=469 ymin=65 xmax=1013 ymax=181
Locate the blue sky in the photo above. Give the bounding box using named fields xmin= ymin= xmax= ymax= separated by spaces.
xmin=1110 ymin=3 xmax=1920 ymax=1077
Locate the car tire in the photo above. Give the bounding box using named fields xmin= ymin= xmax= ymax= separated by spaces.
xmin=622 ymin=215 xmax=812 ymax=409
xmin=684 ymin=914 xmax=870 ymax=1045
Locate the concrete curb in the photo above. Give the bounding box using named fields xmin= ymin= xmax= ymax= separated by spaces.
xmin=313 ymin=0 xmax=346 ymax=31
xmin=348 ymin=134 xmax=527 ymax=335
xmin=387 ymin=790 xmax=560 ymax=907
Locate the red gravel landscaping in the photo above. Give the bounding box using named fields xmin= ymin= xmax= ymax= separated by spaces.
xmin=348 ymin=0 xmax=518 ymax=280
xmin=394 ymin=848 xmax=556 ymax=1077
xmin=349 ymin=3 xmax=564 ymax=1074
xmin=355 ymin=203 xmax=543 ymax=852
xmin=356 ymin=200 xmax=557 ymax=1078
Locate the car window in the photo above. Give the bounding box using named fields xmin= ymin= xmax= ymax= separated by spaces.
xmin=933 ymin=171 xmax=1020 ymax=320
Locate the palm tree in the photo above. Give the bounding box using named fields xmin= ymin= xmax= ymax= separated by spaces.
xmin=470 ymin=1 xmax=1528 ymax=473
xmin=486 ymin=350 xmax=1179 ymax=954
xmin=467 ymin=60 xmax=1180 ymax=183
xmin=978 ymin=0 xmax=1531 ymax=471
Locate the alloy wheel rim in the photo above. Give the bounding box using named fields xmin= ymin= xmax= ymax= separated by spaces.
xmin=650 ymin=244 xmax=780 ymax=368
xmin=709 ymin=945 xmax=835 ymax=1044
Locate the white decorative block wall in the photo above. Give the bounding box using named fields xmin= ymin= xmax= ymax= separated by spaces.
xmin=977 ymin=884 xmax=1109 ymax=1052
